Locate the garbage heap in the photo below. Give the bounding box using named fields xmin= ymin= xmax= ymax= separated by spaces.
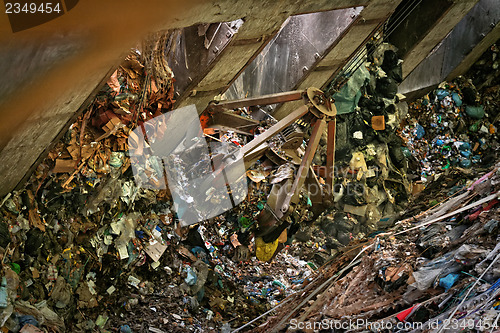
xmin=258 ymin=162 xmax=500 ymax=332
xmin=0 ymin=40 xmax=325 ymax=332
xmin=256 ymin=42 xmax=500 ymax=332
xmin=401 ymin=43 xmax=499 ymax=188
xmin=311 ymin=44 xmax=411 ymax=250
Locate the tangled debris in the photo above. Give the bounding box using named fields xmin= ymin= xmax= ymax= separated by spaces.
xmin=259 ymin=163 xmax=500 ymax=332
xmin=0 ymin=30 xmax=498 ymax=333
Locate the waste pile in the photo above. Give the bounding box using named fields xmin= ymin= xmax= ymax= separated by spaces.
xmin=401 ymin=43 xmax=499 ymax=188
xmin=253 ymin=41 xmax=500 ymax=332
xmin=258 ymin=162 xmax=500 ymax=332
xmin=313 ymin=44 xmax=411 ymax=249
xmin=0 ymin=29 xmax=497 ymax=333
xmin=0 ymin=35 xmax=323 ymax=332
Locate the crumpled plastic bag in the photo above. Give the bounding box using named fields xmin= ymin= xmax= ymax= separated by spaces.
xmin=333 ymin=65 xmax=370 ymax=115
xmin=14 ymin=301 xmax=65 ymax=332
xmin=50 ymin=277 xmax=72 ymax=308
xmin=412 ymin=269 xmax=442 ymax=290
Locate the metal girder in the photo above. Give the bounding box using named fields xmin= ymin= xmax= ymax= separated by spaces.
xmin=238 ymin=105 xmax=309 ymax=159
xmin=326 ymin=116 xmax=336 ymax=195
xmin=277 ymin=116 xmax=327 ymax=217
xmin=207 ymin=90 xmax=304 ymax=112
xmin=208 ymin=111 xmax=260 ymax=135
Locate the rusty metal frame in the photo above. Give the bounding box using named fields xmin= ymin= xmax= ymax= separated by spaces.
xmin=207 ymin=90 xmax=304 ymax=112
xmin=277 ymin=116 xmax=327 ymax=217
xmin=326 ymin=116 xmax=336 ymax=195
xmin=205 ymin=87 xmax=337 ymax=241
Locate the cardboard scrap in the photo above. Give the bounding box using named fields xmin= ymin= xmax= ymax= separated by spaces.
xmin=384 ymin=263 xmax=413 ymax=282
xmin=230 ymin=234 xmax=242 ymax=248
xmin=19 ymin=324 xmax=44 ymax=333
xmin=107 ymin=70 xmax=121 ymax=93
xmin=102 ymin=118 xmax=123 ymax=134
xmin=144 ymin=241 xmax=168 ymax=262
xmin=178 ymin=246 xmax=198 ymax=261
xmin=412 ymin=181 xmax=425 ymax=195
xmin=53 ymin=159 xmax=78 ymax=173
xmin=344 ymin=204 xmax=367 ymax=216
xmin=96 ymin=118 xmax=124 ymax=141
xmin=372 ymin=115 xmax=385 ymax=130
xmin=350 ymin=152 xmax=368 ymax=172
xmin=31 ymin=267 xmax=40 ymax=279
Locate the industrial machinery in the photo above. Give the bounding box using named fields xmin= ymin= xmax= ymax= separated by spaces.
xmin=201 ymin=88 xmax=337 ymax=261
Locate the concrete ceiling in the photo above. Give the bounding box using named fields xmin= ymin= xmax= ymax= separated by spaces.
xmin=0 ymin=0 xmax=492 ymax=197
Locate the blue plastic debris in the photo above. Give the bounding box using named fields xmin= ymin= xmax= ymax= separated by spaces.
xmin=191 ymin=246 xmax=209 ymax=264
xmin=439 ymin=273 xmax=460 ymax=292
xmin=436 ymin=89 xmax=450 ymax=100
xmin=18 ymin=315 xmax=39 ymax=328
xmin=185 ymin=266 xmax=197 ymax=286
xmin=415 ymin=124 xmax=425 ymax=139
xmin=458 ymin=142 xmax=471 ymax=151
xmin=461 ymin=150 xmax=472 ymax=158
xmin=120 ymin=325 xmax=133 ymax=333
xmin=452 ymin=92 xmax=462 ymax=106
xmin=459 ymin=159 xmax=472 ymax=168
xmin=0 ymin=277 xmax=8 ymax=308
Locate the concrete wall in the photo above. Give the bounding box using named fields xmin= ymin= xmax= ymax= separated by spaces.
xmin=0 ymin=0 xmax=490 ymax=197
xmin=0 ymin=0 xmax=366 ymax=197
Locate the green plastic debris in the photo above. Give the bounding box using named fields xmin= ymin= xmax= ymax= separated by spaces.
xmin=239 ymin=216 xmax=251 ymax=228
xmin=469 ymin=120 xmax=481 ymax=132
xmin=272 ymin=280 xmax=286 ymax=289
xmin=307 ymin=262 xmax=318 ymax=270
xmin=429 ymin=200 xmax=439 ymax=207
xmin=465 ymin=105 xmax=485 ymax=119
xmin=95 ymin=314 xmax=109 ymax=328
xmin=9 ymin=263 xmax=20 ymax=275
xmin=332 ymin=65 xmax=370 ymax=114
xmin=256 ymin=201 xmax=265 ymax=210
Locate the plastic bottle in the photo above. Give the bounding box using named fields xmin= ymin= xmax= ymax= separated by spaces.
xmin=0 ymin=277 xmax=7 ymax=308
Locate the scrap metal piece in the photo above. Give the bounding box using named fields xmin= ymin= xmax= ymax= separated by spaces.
xmin=277 ymin=117 xmax=327 ymax=217
xmin=307 ymin=87 xmax=337 ymax=117
xmin=208 ymin=111 xmax=260 ymax=135
xmin=207 ymin=90 xmax=304 ymax=113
